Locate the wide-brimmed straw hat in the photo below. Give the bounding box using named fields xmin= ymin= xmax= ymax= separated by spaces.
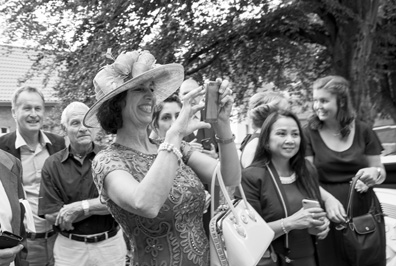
xmin=83 ymin=50 xmax=184 ymax=128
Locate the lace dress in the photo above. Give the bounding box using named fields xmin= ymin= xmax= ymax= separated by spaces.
xmin=92 ymin=143 xmax=209 ymax=266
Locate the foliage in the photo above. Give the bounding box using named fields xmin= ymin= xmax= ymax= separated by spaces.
xmin=0 ymin=0 xmax=395 ymax=124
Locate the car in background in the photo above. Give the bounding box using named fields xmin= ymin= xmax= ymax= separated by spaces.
xmin=373 ymin=125 xmax=396 ymax=265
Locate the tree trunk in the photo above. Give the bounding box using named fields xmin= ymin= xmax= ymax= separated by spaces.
xmin=327 ymin=0 xmax=381 ymax=123
xmin=379 ymin=71 xmax=396 ymax=122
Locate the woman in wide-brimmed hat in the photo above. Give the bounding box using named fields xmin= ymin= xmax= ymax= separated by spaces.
xmin=84 ymin=50 xmax=241 ymax=266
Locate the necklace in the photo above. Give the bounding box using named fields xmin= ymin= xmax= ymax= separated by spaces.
xmin=279 ymin=173 xmax=296 ymax=184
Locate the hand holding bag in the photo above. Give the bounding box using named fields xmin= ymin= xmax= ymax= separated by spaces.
xmin=340 ymin=176 xmax=386 ymax=265
xmin=209 ymin=164 xmax=275 ymax=266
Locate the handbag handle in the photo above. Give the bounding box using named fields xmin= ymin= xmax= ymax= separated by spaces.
xmin=210 ymin=163 xmax=258 ymax=226
xmin=346 ymin=177 xmax=358 ymax=220
xmin=346 ymin=177 xmax=376 ymax=220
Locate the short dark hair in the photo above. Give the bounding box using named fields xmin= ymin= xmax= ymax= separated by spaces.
xmin=252 ymin=110 xmax=321 ymax=200
xmin=12 ymin=86 xmax=45 ymax=108
xmin=151 ymin=93 xmax=182 ymax=133
xmin=308 ymin=75 xmax=356 ymax=138
xmin=96 ymin=91 xmax=127 ymax=134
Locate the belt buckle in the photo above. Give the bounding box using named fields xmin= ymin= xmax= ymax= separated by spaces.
xmin=29 ymin=232 xmax=36 ymax=240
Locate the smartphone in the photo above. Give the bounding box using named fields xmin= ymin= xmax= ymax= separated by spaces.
xmin=302 ymin=199 xmax=320 ymax=209
xmin=0 ymin=231 xmax=23 ymax=249
xmin=201 ymin=138 xmax=212 ymax=150
xmin=204 ymin=81 xmax=220 ymax=123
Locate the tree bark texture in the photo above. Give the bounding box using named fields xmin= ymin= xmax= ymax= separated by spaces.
xmin=322 ymin=0 xmax=380 ymax=121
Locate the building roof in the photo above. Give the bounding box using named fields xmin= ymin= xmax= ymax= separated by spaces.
xmin=0 ymin=44 xmax=59 ymax=105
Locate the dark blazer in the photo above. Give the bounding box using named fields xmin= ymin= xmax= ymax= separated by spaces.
xmin=0 ymin=150 xmax=28 ymax=266
xmin=0 ymin=131 xmax=66 ymax=159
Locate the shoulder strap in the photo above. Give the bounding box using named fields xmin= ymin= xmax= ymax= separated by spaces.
xmin=266 ymin=164 xmax=290 ymax=249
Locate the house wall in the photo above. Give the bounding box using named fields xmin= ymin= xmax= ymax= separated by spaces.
xmin=0 ymin=106 xmax=13 ymax=134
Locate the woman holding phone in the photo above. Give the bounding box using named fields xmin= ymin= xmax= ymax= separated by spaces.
xmin=235 ymin=110 xmax=329 ymax=266
xmin=85 ymin=50 xmax=241 ymax=265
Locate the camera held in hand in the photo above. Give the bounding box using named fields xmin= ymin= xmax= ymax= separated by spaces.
xmin=204 ymin=81 xmax=219 ymax=123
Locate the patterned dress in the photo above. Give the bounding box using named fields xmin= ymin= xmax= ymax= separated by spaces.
xmin=92 ymin=143 xmax=209 ymax=266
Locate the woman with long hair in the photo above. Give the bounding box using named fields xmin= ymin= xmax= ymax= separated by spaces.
xmin=236 ymin=110 xmax=329 ymax=265
xmin=304 ymin=75 xmax=386 ymax=266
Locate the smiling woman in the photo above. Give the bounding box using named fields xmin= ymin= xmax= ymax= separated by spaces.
xmin=235 ymin=110 xmax=328 ymax=266
xmin=304 ymin=75 xmax=386 ymax=266
xmin=83 ymin=50 xmax=241 ymax=266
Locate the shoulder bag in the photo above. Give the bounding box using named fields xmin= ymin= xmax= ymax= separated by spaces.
xmin=209 ymin=164 xmax=275 ymax=266
xmin=340 ymin=176 xmax=386 ymax=265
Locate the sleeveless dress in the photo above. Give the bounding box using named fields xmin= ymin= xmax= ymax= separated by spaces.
xmin=92 ymin=142 xmax=209 ymax=266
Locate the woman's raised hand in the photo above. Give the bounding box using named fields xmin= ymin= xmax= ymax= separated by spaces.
xmin=215 ymin=78 xmax=234 ymax=122
xmin=167 ymin=85 xmax=210 ymax=139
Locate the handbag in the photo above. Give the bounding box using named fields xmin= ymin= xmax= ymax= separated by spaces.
xmin=209 ymin=164 xmax=275 ymax=266
xmin=340 ymin=176 xmax=386 ymax=265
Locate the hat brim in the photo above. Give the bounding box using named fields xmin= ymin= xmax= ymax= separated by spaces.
xmin=83 ymin=63 xmax=184 ymax=128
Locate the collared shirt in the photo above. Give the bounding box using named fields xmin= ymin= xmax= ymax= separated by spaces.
xmin=16 ymin=129 xmax=52 ymax=233
xmin=38 ymin=143 xmax=116 ymax=235
xmin=0 ymin=180 xmax=13 ymax=232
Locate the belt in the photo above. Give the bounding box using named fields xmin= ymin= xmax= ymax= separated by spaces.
xmin=59 ymin=227 xmax=118 ymax=243
xmin=27 ymin=230 xmax=57 ymax=240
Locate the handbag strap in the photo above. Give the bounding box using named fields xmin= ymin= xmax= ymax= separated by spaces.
xmin=210 ymin=163 xmax=257 ymax=225
xmin=266 ymin=164 xmax=289 ymax=249
xmin=209 ymin=211 xmax=229 ymax=266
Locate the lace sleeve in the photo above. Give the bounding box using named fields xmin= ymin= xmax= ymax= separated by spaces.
xmin=180 ymin=140 xmax=194 ymax=165
xmin=92 ymin=149 xmax=130 ymax=203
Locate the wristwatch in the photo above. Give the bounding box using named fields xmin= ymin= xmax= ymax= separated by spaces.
xmin=376 ymin=167 xmax=382 ymax=181
xmin=81 ymin=200 xmax=90 ymax=216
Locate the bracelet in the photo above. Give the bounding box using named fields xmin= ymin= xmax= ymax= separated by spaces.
xmin=280 ymin=218 xmax=288 ymax=234
xmin=215 ymin=134 xmax=235 ymax=144
xmin=158 ymin=142 xmax=182 ymax=165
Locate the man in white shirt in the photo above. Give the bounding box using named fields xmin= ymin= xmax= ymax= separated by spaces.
xmin=0 ymin=86 xmax=65 ymax=266
xmin=0 ymin=149 xmax=27 ymax=266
